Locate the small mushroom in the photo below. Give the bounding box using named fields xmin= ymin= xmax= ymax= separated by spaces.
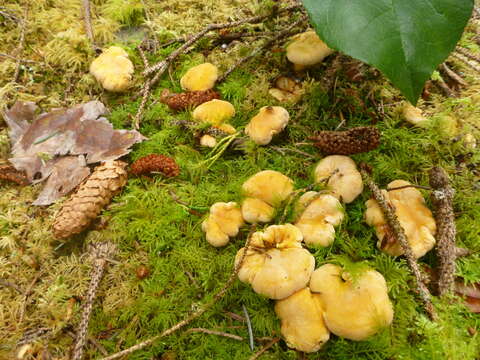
xmin=268 ymin=76 xmax=303 ymax=103
xmin=235 ymin=224 xmax=315 ymax=299
xmin=90 ymin=46 xmax=134 ymax=92
xmin=241 ymin=170 xmax=294 ymax=223
xmin=202 ymin=202 xmax=244 ymax=247
xmin=180 ymin=63 xmax=219 ymax=91
xmin=274 ymin=287 xmax=330 ymax=352
xmin=402 ymin=102 xmax=428 ymax=126
xmin=314 ymin=155 xmax=363 ymax=203
xmin=286 ymin=31 xmax=334 ymax=71
xmin=245 ymin=106 xmax=289 ymax=145
xmin=294 ymin=191 xmax=344 ymax=247
xmin=200 ymin=134 xmax=217 ymax=148
xmin=192 ymin=99 xmax=235 ymax=126
xmin=309 ymin=264 xmax=394 ymax=341
xmin=364 ymin=180 xmax=436 ymax=258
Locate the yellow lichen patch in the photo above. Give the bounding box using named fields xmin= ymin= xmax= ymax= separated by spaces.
xmin=275 ymin=287 xmax=330 ymax=352
xmin=236 ymin=224 xmax=315 ymax=300
xmin=365 ymin=180 xmax=436 ymax=258
xmin=90 ymin=46 xmax=134 ymax=92
xmin=310 ymin=264 xmax=394 ymax=341
xmin=180 ymin=63 xmax=219 ymax=91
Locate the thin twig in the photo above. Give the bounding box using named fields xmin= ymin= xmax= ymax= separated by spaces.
xmin=387 ymin=184 xmax=432 ymax=192
xmin=99 ymin=227 xmax=256 ymax=360
xmin=82 ymin=0 xmax=97 ymax=51
xmin=360 ymin=165 xmax=437 ymax=320
xmin=248 ymin=337 xmax=281 ymax=360
xmin=441 ymin=63 xmax=468 ymax=86
xmin=455 ymin=46 xmax=480 ymax=64
xmin=429 ymin=167 xmax=456 ymax=296
xmin=185 ymin=328 xmax=244 ymax=341
xmin=13 ymin=4 xmax=28 ymax=82
xmin=223 ymin=311 xmax=246 ymax=322
xmin=451 ymin=52 xmax=480 ymax=73
xmin=0 ymin=53 xmax=37 ymax=63
xmin=18 ymin=271 xmax=42 ymax=325
xmin=217 ymin=17 xmax=307 ymax=82
xmin=72 ymin=242 xmax=117 ymax=360
xmin=242 ymin=304 xmax=254 ymax=351
xmin=0 ymin=278 xmax=23 ymax=293
xmin=137 ymin=44 xmax=150 ymax=69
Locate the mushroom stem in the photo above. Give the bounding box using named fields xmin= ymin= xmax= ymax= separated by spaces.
xmin=429 ymin=166 xmax=457 ymax=296
xmin=99 ymin=226 xmax=256 ymax=360
xmin=360 ymin=165 xmax=437 ymax=320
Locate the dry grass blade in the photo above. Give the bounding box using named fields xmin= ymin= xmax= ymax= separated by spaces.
xmin=185 ymin=328 xmax=244 ymax=341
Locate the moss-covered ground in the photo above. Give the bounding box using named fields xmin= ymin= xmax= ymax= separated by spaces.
xmin=1 ymin=1 xmax=480 ymax=359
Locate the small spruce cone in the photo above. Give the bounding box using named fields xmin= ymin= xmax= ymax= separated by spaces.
xmin=310 ymin=126 xmax=380 ymax=155
xmin=130 ymin=154 xmax=180 ymax=177
xmin=0 ymin=164 xmax=29 ymax=186
xmin=52 ymin=161 xmax=128 ymax=239
xmin=160 ymin=89 xmax=220 ymax=111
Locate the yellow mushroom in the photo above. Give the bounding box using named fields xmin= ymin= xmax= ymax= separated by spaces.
xmin=199 ymin=134 xmax=217 ymax=148
xmin=275 ymin=287 xmax=330 ymax=352
xmin=180 ymin=63 xmax=218 ymax=91
xmin=90 ymin=46 xmax=134 ymax=92
xmin=192 ymin=99 xmax=235 ymax=126
xmin=402 ymin=102 xmax=428 ymax=127
xmin=286 ymin=31 xmax=334 ymax=71
xmin=241 ymin=170 xmax=294 ymax=223
xmin=235 ymin=224 xmax=315 ymax=299
xmin=365 ymin=179 xmax=436 ymax=258
xmin=268 ymin=76 xmax=303 ymax=103
xmin=314 ymin=155 xmax=363 ymax=203
xmin=294 ymin=191 xmax=344 ymax=247
xmin=310 ymin=264 xmax=394 ymax=341
xmin=202 ymin=202 xmax=244 ymax=247
xmin=245 ymin=106 xmax=289 ymax=145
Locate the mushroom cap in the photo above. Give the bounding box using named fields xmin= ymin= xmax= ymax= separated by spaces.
xmin=269 ymin=76 xmax=303 ymax=103
xmin=215 ymin=123 xmax=236 ymax=134
xmin=275 ymin=287 xmax=330 ymax=352
xmin=242 ymin=170 xmax=294 ymax=206
xmin=295 ymin=192 xmax=344 ymax=247
xmin=245 ymin=106 xmax=290 ymax=145
xmin=192 ymin=99 xmax=235 ymax=125
xmin=365 ymin=180 xmax=436 ymax=258
xmin=286 ymin=31 xmax=333 ymax=66
xmin=310 ymin=264 xmax=394 ymax=341
xmin=90 ymin=46 xmax=134 ymax=92
xmin=199 ymin=134 xmax=217 ymax=148
xmin=241 ymin=197 xmax=275 ymax=223
xmin=314 ymin=155 xmax=363 ymax=203
xmin=402 ymin=102 xmax=428 ymax=126
xmin=236 ymin=224 xmax=315 ymax=299
xmin=201 ymin=202 xmax=244 ymax=247
xmin=180 ymin=63 xmax=218 ymax=91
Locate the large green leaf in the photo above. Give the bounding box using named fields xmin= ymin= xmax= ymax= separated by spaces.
xmin=302 ymin=0 xmax=473 ymax=103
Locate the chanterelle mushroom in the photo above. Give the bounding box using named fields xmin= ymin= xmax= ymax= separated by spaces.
xmin=192 ymin=99 xmax=235 ymax=126
xmin=202 ymin=202 xmax=244 ymax=247
xmin=310 ymin=264 xmax=394 ymax=341
xmin=286 ymin=31 xmax=333 ymax=71
xmin=294 ymin=191 xmax=344 ymax=247
xmin=235 ymin=224 xmax=315 ymax=299
xmin=275 ymin=287 xmax=330 ymax=352
xmin=180 ymin=63 xmax=218 ymax=91
xmin=90 ymin=46 xmax=134 ymax=92
xmin=245 ymin=106 xmax=289 ymax=145
xmin=402 ymin=102 xmax=428 ymax=127
xmin=314 ymin=155 xmax=363 ymax=203
xmin=365 ymin=179 xmax=436 ymax=258
xmin=241 ymin=170 xmax=294 ymax=223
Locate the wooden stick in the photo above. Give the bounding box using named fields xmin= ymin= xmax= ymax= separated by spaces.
xmin=82 ymin=0 xmax=97 ymax=51
xmin=451 ymin=52 xmax=480 ymax=73
xmin=360 ymin=165 xmax=437 ymax=320
xmin=99 ymin=228 xmax=255 ymax=360
xmin=429 ymin=167 xmax=456 ymax=296
xmin=185 ymin=328 xmax=244 ymax=341
xmin=441 ymin=63 xmax=468 ymax=86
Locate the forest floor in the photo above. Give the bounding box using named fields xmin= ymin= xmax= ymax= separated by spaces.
xmin=1 ymin=1 xmax=480 ymax=359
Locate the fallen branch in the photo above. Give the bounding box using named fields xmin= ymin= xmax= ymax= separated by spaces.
xmin=429 ymin=166 xmax=456 ymax=296
xmin=248 ymin=337 xmax=281 ymax=360
xmin=99 ymin=227 xmax=255 ymax=360
xmin=72 ymin=242 xmax=117 ymax=360
xmin=185 ymin=327 xmax=244 ymax=341
xmin=451 ymin=52 xmax=480 ymax=73
xmin=441 ymin=63 xmax=468 ymax=86
xmin=360 ymin=165 xmax=437 ymax=320
xmin=82 ymin=0 xmax=97 ymax=51
xmin=455 ymin=46 xmax=480 ymax=64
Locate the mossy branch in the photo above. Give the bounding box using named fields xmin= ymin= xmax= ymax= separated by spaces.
xmin=99 ymin=227 xmax=255 ymax=360
xmin=360 ymin=165 xmax=437 ymax=321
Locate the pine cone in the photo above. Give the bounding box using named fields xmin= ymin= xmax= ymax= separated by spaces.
xmin=52 ymin=161 xmax=128 ymax=239
xmin=160 ymin=89 xmax=220 ymax=111
xmin=0 ymin=164 xmax=29 ymax=186
xmin=310 ymin=126 xmax=380 ymax=155
xmin=130 ymin=154 xmax=180 ymax=177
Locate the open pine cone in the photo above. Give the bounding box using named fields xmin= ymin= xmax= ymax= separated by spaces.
xmin=310 ymin=126 xmax=380 ymax=155
xmin=160 ymin=89 xmax=220 ymax=111
xmin=130 ymin=154 xmax=180 ymax=177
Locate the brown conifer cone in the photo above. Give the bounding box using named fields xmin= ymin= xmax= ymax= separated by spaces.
xmin=310 ymin=126 xmax=380 ymax=155
xmin=52 ymin=160 xmax=128 ymax=239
